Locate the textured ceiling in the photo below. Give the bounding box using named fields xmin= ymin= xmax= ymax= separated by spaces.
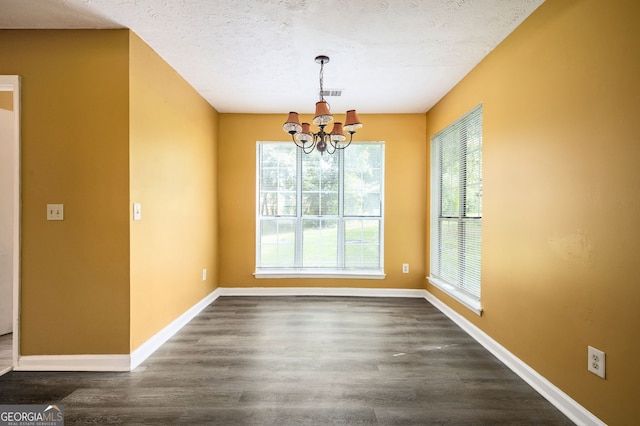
xmin=0 ymin=0 xmax=544 ymax=114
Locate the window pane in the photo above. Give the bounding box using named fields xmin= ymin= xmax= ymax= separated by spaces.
xmin=345 ymin=219 xmax=380 ymax=268
xmin=259 ymin=144 xmax=296 ymax=216
xmin=438 ymin=219 xmax=459 ymax=283
xmin=465 ymin=183 xmax=482 ymax=218
xmin=344 ymin=144 xmax=383 ymax=216
xmin=320 ymin=192 xmax=338 ymax=215
xmin=302 ymin=219 xmax=338 ymax=267
xmin=278 ymin=192 xmax=297 ymax=216
xmin=302 ymin=166 xmax=318 ymax=191
xmin=259 ymin=219 xmax=296 ymax=267
xmin=466 ymin=147 xmax=482 ymax=185
xmin=465 ymin=146 xmax=482 ymax=218
xmin=440 ymin=137 xmax=460 ymax=217
xmin=462 ymin=220 xmax=482 ymax=297
xmin=302 ymin=192 xmax=319 ymax=216
xmin=302 ymin=149 xmax=339 ymax=216
xmin=260 ymin=169 xmax=278 ymax=190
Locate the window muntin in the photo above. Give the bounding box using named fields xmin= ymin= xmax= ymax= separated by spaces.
xmin=257 ymin=142 xmax=384 ymax=275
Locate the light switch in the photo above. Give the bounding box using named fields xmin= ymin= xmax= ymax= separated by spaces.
xmin=47 ymin=204 xmax=64 ymax=221
xmin=133 ymin=203 xmax=142 ymax=221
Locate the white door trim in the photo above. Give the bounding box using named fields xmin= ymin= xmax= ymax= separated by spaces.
xmin=0 ymin=76 xmax=21 ymax=374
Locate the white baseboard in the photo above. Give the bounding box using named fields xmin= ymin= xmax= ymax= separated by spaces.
xmin=14 ymin=288 xmax=222 ymax=372
xmin=130 ymin=287 xmax=222 ymax=370
xmin=424 ymin=291 xmax=605 ymax=426
xmin=218 ymin=287 xmax=428 ymax=298
xmin=15 ymin=354 xmax=131 ymax=372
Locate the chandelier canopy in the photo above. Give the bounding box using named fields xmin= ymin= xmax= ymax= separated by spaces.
xmin=283 ymin=55 xmax=363 ymax=154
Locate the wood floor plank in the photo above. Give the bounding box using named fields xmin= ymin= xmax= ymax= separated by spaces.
xmin=0 ymin=296 xmax=573 ymax=425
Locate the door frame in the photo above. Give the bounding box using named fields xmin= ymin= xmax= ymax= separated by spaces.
xmin=0 ymin=75 xmax=21 ymax=373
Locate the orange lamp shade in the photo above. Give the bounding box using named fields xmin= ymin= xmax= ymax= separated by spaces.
xmin=313 ymin=101 xmax=333 ymax=125
xmin=295 ymin=122 xmax=314 ymax=144
xmin=283 ymin=111 xmax=302 ymax=133
xmin=330 ymin=122 xmax=346 ymax=142
xmin=343 ymin=109 xmax=363 ymax=132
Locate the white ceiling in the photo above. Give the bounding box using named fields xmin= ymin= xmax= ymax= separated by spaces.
xmin=0 ymin=0 xmax=544 ymax=114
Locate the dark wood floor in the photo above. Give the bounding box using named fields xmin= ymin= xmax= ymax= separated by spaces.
xmin=0 ymin=296 xmax=573 ymax=425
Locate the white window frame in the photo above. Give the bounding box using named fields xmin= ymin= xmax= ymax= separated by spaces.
xmin=255 ymin=141 xmax=385 ymax=279
xmin=429 ymin=105 xmax=483 ymax=315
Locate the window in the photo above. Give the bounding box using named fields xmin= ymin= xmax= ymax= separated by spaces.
xmin=429 ymin=105 xmax=482 ymax=314
xmin=256 ymin=142 xmax=385 ymax=278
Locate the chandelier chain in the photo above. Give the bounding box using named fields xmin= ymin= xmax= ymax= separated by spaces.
xmin=319 ymin=59 xmax=328 ymax=110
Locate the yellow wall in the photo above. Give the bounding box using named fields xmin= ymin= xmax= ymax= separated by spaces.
xmin=425 ymin=0 xmax=640 ymax=423
xmin=0 ymin=30 xmax=131 ymax=354
xmin=128 ymin=33 xmax=219 ymax=351
xmin=218 ymin=114 xmax=426 ymax=289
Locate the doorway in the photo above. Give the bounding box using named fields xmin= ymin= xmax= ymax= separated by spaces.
xmin=0 ymin=76 xmax=20 ymax=376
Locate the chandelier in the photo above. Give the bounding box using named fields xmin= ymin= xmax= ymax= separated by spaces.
xmin=283 ymin=55 xmax=363 ymax=154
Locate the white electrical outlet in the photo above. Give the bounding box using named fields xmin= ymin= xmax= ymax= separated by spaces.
xmin=402 ymin=263 xmax=409 ymax=274
xmin=202 ymin=268 xmax=207 ymax=281
xmin=588 ymin=346 xmax=606 ymax=378
xmin=47 ymin=204 xmax=64 ymax=221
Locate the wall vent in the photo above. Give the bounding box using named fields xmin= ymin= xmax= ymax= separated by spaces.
xmin=319 ymin=89 xmax=343 ymax=97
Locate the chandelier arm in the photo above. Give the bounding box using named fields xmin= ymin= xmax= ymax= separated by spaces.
xmin=292 ymin=133 xmax=318 ymax=153
xmin=336 ymin=140 xmax=352 ymax=150
xmin=329 ymin=131 xmax=355 ymax=151
xmin=300 ymin=135 xmax=317 ymax=154
xmin=291 ymin=133 xmax=305 ymax=149
xmin=325 ymin=139 xmax=337 ymax=155
xmin=339 ymin=132 xmax=355 ymax=149
xmin=294 ymin=141 xmax=308 ymax=150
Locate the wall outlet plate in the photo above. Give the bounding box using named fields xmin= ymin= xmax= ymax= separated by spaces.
xmin=133 ymin=203 xmax=142 ymax=221
xmin=588 ymin=346 xmax=606 ymax=378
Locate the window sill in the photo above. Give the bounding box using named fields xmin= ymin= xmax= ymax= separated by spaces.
xmin=255 ymin=269 xmax=386 ymax=280
xmin=427 ymin=276 xmax=483 ymax=316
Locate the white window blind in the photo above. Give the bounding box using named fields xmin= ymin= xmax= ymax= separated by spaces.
xmin=256 ymin=142 xmax=384 ymax=277
xmin=430 ymin=105 xmax=482 ymax=312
